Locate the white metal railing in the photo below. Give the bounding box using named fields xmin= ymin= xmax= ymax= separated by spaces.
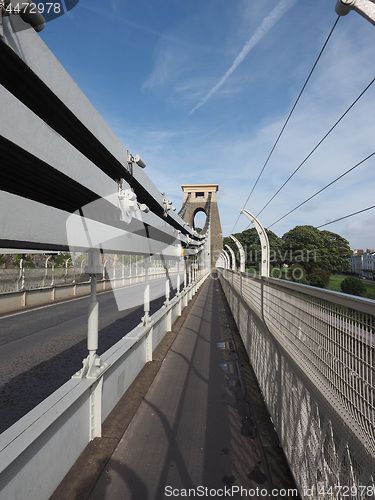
xmin=0 ymin=262 xmax=179 ymax=314
xmin=218 ymin=268 xmax=375 ymax=500
xmin=0 ymin=269 xmax=210 ymax=500
xmin=0 ymin=15 xmax=213 ymax=500
xmin=0 ymin=255 xmax=178 ymax=293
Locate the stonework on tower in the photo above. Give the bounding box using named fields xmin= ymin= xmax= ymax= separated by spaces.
xmin=180 ymin=184 xmax=223 ymax=269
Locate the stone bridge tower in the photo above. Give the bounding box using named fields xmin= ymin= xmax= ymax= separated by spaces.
xmin=180 ymin=184 xmax=223 ymax=269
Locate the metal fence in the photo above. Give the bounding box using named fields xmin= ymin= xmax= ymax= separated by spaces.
xmin=0 ymin=255 xmax=176 ymax=293
xmin=218 ymin=269 xmax=375 ymax=500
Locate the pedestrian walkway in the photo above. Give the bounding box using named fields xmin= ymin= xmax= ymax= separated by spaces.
xmin=51 ymin=274 xmax=299 ymax=499
xmin=85 ymin=274 xmax=299 ymax=499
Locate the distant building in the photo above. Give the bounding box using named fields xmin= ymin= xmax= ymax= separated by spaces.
xmin=348 ymin=249 xmax=375 ymax=278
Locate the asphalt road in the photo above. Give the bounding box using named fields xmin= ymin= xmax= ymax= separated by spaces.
xmin=0 ymin=276 xmax=181 ymax=433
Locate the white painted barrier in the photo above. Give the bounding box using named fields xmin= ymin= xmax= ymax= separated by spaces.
xmin=0 ymin=270 xmax=175 ymax=315
xmin=0 ymin=12 xmax=211 ymax=499
xmin=218 ymin=268 xmax=375 ymax=498
xmin=0 ymin=271 xmax=209 ymax=500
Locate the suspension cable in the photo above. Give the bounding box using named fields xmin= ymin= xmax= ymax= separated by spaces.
xmin=230 ymin=15 xmax=340 ymax=235
xmin=267 ymin=151 xmax=375 ymax=229
xmin=316 ymin=205 xmax=375 ymax=228
xmin=254 ymin=78 xmax=375 ymax=221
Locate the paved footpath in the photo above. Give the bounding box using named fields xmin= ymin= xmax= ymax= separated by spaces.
xmin=53 ymin=275 xmax=300 ymax=500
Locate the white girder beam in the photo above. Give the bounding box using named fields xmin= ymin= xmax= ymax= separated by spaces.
xmin=0 ymin=15 xmax=211 ymax=387
xmin=0 ymin=16 xmax=202 ymax=256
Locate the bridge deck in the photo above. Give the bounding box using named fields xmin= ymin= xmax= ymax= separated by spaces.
xmin=53 ymin=275 xmax=299 ymax=499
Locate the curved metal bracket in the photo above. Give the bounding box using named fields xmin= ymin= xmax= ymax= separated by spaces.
xmin=240 ymin=209 xmax=270 ymax=277
xmin=225 ymin=244 xmax=236 ymax=271
xmin=336 ymin=0 xmax=375 ymax=26
xmin=229 ymin=235 xmax=245 ymax=273
xmin=216 ymin=252 xmax=224 ymax=268
xmin=222 ymin=249 xmax=230 ymax=270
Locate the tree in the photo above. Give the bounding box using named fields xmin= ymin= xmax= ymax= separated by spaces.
xmin=53 ymin=253 xmax=72 ymax=267
xmin=340 ymin=277 xmax=366 ymax=297
xmin=11 ymin=254 xmax=35 ymax=268
xmin=281 ymin=226 xmax=351 ymax=275
xmin=307 ymin=268 xmax=331 ymax=288
xmin=223 ymin=225 xmax=352 ymax=288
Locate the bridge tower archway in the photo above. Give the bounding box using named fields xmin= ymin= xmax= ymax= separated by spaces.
xmin=180 ymin=184 xmax=223 ymax=269
xmin=192 ymin=207 xmax=208 ymax=231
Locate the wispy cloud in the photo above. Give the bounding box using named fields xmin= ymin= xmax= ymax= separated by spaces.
xmin=188 ymin=0 xmax=297 ymax=115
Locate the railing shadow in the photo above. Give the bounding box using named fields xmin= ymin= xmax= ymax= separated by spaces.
xmin=0 ymin=289 xmax=177 ymax=434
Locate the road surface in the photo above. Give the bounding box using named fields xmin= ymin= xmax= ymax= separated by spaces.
xmin=0 ymin=276 xmax=181 ymax=433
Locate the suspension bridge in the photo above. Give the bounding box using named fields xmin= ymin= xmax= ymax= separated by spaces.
xmin=0 ymin=2 xmax=374 ymax=499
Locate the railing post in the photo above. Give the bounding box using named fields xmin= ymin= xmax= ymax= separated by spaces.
xmin=176 ymin=259 xmax=181 ymax=296
xmin=43 ymin=255 xmax=51 ymax=288
xmin=141 ymin=256 xmax=154 ymax=360
xmin=142 ymin=257 xmax=152 ymax=326
xmin=164 ymin=278 xmax=170 ymax=307
xmin=73 ymin=249 xmax=106 ymax=381
xmin=18 ymin=254 xmax=26 ymax=291
xmin=188 ymin=266 xmax=192 ymax=301
xmin=143 ymin=284 xmax=150 ymax=325
xmin=102 ymin=259 xmax=107 ymax=281
xmin=80 ymin=257 xmax=86 ymax=277
xmin=51 ymin=256 xmax=55 ymax=286
xmin=164 ymin=278 xmax=172 ymax=331
xmin=87 ymin=275 xmax=99 ymax=357
xmin=64 ymin=257 xmax=70 ymax=282
xmin=176 ymin=259 xmax=182 ymax=316
xmin=112 ymin=255 xmax=116 ymax=281
xmin=72 ymin=253 xmax=76 ymax=285
xmin=182 ymin=259 xmax=188 ymax=308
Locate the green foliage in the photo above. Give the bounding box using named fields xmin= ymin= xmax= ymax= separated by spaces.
xmin=270 ymin=266 xmax=282 ymax=279
xmin=307 ymin=268 xmax=331 ymax=288
xmin=281 ymin=225 xmax=351 ymax=275
xmin=52 ymin=253 xmax=72 ymax=267
xmin=224 ymin=224 xmax=351 ymax=288
xmin=0 ymin=254 xmax=6 ymax=266
xmin=308 ymin=274 xmax=325 ymax=288
xmin=11 ymin=254 xmax=35 ymax=268
xmin=288 ymin=264 xmax=308 ymax=283
xmin=329 ymin=275 xmax=375 ymax=300
xmin=340 ymin=277 xmax=367 ymax=297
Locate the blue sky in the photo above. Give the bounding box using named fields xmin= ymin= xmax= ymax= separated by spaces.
xmin=40 ymin=0 xmax=375 ymax=249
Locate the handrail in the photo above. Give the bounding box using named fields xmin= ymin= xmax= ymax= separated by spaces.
xmin=218 ymin=268 xmax=375 ymax=495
